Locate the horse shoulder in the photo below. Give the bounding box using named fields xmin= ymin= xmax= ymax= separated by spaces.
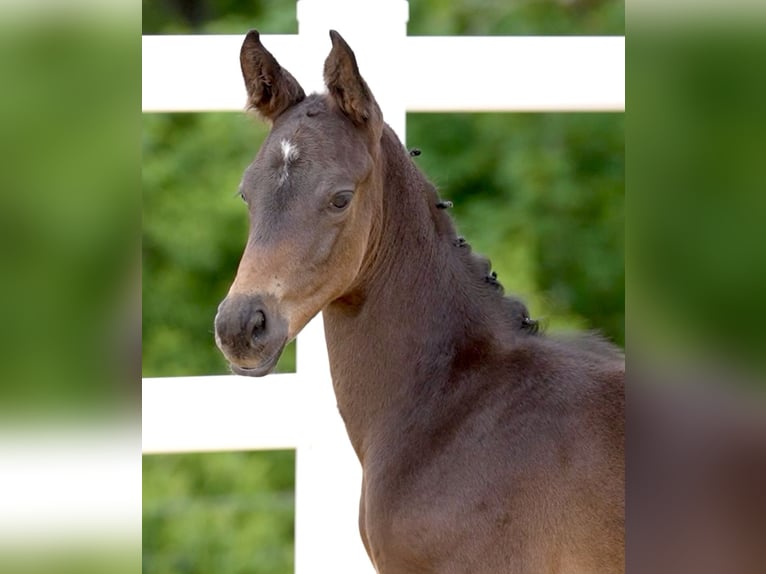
xmin=359 ymin=338 xmax=624 ymax=573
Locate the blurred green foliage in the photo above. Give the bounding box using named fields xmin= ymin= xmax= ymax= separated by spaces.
xmin=143 ymin=451 xmax=295 ymax=574
xmin=0 ymin=19 xmax=139 ymax=414
xmin=409 ymin=112 xmax=624 ymax=342
xmin=143 ymin=1 xmax=623 ymax=573
xmin=628 ymin=26 xmax=766 ymax=374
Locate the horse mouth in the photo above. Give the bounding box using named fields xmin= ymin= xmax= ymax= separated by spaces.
xmin=229 ymin=341 xmax=285 ymax=377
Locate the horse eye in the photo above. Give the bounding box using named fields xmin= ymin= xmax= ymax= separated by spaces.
xmin=330 ymin=191 xmax=353 ymax=211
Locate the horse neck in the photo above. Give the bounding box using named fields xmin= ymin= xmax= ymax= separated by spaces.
xmin=323 ymin=125 xmax=505 ymax=461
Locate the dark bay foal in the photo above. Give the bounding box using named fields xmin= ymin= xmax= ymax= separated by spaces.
xmin=215 ymin=30 xmax=625 ymax=573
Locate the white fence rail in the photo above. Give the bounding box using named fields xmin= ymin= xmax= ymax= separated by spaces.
xmin=142 ymin=35 xmax=625 ymax=113
xmin=142 ymin=1 xmax=624 ymax=572
xmin=142 ymin=374 xmax=305 ymax=453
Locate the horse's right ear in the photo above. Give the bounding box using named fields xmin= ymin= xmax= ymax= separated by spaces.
xmin=240 ymin=30 xmax=305 ymax=122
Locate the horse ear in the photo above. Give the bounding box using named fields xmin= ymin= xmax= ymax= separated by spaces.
xmin=240 ymin=30 xmax=305 ymax=122
xmin=324 ymin=30 xmax=382 ymax=129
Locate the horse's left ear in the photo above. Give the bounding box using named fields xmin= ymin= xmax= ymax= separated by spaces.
xmin=324 ymin=30 xmax=382 ymax=130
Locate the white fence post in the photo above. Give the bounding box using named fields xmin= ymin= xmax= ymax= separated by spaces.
xmin=294 ymin=316 xmax=371 ymax=573
xmin=293 ymin=4 xmax=408 ymax=572
xmin=295 ymin=0 xmax=409 ymax=138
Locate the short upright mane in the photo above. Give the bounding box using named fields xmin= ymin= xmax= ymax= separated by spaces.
xmin=377 ymin=123 xmax=541 ymax=336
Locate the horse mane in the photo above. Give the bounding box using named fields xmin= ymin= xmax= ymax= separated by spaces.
xmin=378 ymin=124 xmax=541 ymax=337
xmin=454 ymin=234 xmax=541 ymax=335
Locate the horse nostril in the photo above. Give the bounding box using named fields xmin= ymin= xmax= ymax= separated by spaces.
xmin=251 ymin=309 xmax=267 ymax=342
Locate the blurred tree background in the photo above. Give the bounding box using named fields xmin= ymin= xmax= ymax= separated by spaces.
xmin=143 ymin=1 xmax=623 ymax=573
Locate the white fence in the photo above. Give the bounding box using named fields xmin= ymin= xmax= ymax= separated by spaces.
xmin=142 ymin=1 xmax=624 ymax=572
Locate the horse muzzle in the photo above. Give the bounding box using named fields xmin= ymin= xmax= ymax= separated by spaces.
xmin=214 ymin=293 xmax=288 ymax=377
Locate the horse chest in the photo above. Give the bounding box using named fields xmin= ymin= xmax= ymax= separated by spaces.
xmin=356 ymin=413 xmax=611 ymax=574
xmin=359 ymin=468 xmax=594 ymax=574
xmin=358 ymin=447 xmax=520 ymax=573
xmin=359 ymin=473 xmax=464 ymax=573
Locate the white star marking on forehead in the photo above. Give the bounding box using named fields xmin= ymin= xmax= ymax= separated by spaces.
xmin=281 ymin=139 xmax=298 ymax=162
xmin=278 ymin=139 xmax=299 ymax=184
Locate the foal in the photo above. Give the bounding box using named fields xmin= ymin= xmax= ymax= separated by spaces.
xmin=215 ymin=30 xmax=625 ymax=573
